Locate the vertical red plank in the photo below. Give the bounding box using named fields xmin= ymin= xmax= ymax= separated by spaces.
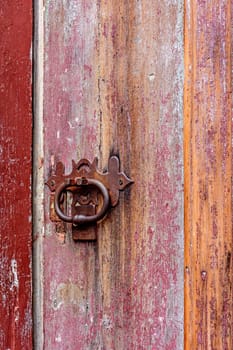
xmin=0 ymin=2 xmax=32 ymax=349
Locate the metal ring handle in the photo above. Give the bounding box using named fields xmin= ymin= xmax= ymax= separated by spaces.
xmin=54 ymin=178 xmax=110 ymax=225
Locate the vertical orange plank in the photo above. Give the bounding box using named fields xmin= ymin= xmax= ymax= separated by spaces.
xmin=184 ymin=1 xmax=232 ymax=349
xmin=0 ymin=1 xmax=32 ymax=349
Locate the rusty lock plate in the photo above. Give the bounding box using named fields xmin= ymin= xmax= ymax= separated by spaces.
xmin=46 ymin=156 xmax=133 ymax=240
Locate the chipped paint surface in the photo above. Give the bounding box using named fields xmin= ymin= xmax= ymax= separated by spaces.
xmin=0 ymin=1 xmax=32 ymax=349
xmin=184 ymin=0 xmax=232 ymax=349
xmin=10 ymin=259 xmax=19 ymax=291
xmin=43 ymin=0 xmax=183 ymax=349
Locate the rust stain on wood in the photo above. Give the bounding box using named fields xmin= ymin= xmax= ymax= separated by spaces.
xmin=184 ymin=0 xmax=232 ymax=349
xmin=0 ymin=1 xmax=32 ymax=349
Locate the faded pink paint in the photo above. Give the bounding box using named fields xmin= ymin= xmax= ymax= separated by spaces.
xmin=43 ymin=1 xmax=183 ymax=349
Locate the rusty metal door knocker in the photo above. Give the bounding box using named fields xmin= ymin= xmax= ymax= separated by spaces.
xmin=54 ymin=178 xmax=110 ymax=225
xmin=46 ymin=156 xmax=133 ymax=240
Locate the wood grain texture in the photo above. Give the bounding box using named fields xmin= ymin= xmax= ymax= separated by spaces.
xmin=43 ymin=1 xmax=183 ymax=349
xmin=0 ymin=2 xmax=32 ymax=349
xmin=184 ymin=1 xmax=232 ymax=349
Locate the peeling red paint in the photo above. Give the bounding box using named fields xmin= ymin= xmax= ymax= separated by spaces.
xmin=43 ymin=1 xmax=183 ymax=349
xmin=0 ymin=2 xmax=32 ymax=349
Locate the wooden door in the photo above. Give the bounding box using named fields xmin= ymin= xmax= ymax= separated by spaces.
xmin=1 ymin=0 xmax=232 ymax=349
xmin=34 ymin=1 xmax=184 ymax=349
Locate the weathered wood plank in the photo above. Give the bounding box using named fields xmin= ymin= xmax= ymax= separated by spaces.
xmin=184 ymin=1 xmax=232 ymax=349
xmin=43 ymin=2 xmax=101 ymax=348
xmin=43 ymin=1 xmax=183 ymax=349
xmin=97 ymin=1 xmax=184 ymax=349
xmin=0 ymin=2 xmax=32 ymax=349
